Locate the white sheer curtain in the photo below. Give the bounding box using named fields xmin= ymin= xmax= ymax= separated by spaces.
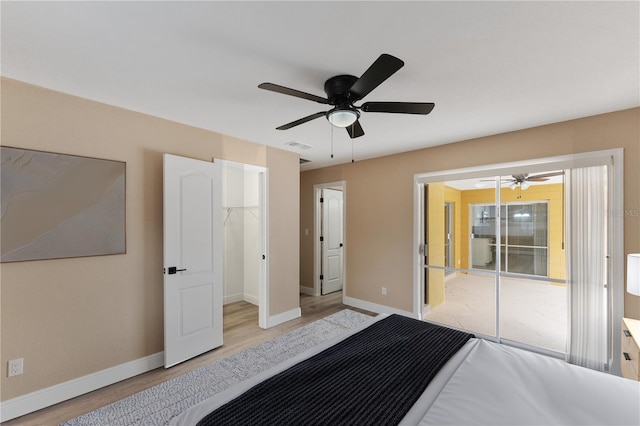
xmin=565 ymin=165 xmax=608 ymax=371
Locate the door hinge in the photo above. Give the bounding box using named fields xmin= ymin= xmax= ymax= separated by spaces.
xmin=320 ymin=236 xmax=324 ymax=242
xmin=320 ymin=197 xmax=324 ymax=203
xmin=320 ymin=274 xmax=324 ymax=280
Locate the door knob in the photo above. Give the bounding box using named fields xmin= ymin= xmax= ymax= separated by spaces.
xmin=167 ymin=266 xmax=187 ymax=274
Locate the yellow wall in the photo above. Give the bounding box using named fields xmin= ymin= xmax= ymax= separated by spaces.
xmin=459 ymin=183 xmax=565 ymax=280
xmin=0 ymin=78 xmax=300 ymax=402
xmin=444 ymin=185 xmax=463 ymax=271
xmin=300 ymin=107 xmax=639 ymax=317
xmin=426 ymin=183 xmax=445 ymax=307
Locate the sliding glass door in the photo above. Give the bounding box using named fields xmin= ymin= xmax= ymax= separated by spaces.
xmin=471 ymin=202 xmax=549 ymax=277
xmin=504 ymin=202 xmax=549 ymax=277
xmin=423 ymin=172 xmax=566 ymax=354
xmin=423 ymin=179 xmax=497 ymax=339
xmin=470 ymin=204 xmax=498 ymax=270
xmin=416 ymin=150 xmax=623 ymax=372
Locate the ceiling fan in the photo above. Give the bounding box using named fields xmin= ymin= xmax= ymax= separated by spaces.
xmin=258 ymin=54 xmax=435 ymax=139
xmin=481 ymin=171 xmax=564 ymax=190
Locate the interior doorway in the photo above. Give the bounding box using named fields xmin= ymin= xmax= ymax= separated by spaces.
xmin=314 ymin=181 xmax=345 ymax=296
xmin=219 ymin=160 xmax=269 ymax=329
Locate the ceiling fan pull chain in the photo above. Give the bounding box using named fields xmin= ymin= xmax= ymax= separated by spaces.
xmin=331 ymin=124 xmax=334 ymax=159
xmin=351 ymin=139 xmax=355 ymax=163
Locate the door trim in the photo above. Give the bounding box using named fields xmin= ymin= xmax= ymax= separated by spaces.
xmin=314 ymin=181 xmax=346 ymax=298
xmin=444 ymin=201 xmax=454 ymax=276
xmin=215 ymin=159 xmax=270 ymax=329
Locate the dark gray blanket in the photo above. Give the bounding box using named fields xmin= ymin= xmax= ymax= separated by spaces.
xmin=196 ymin=314 xmax=474 ymax=426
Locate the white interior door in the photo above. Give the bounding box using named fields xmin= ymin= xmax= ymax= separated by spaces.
xmin=163 ymin=154 xmax=223 ymax=368
xmin=321 ymin=188 xmax=344 ymax=295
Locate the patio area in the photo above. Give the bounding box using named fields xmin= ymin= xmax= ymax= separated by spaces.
xmin=424 ymin=273 xmax=567 ymax=353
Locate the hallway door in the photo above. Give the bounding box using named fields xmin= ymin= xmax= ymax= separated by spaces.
xmin=321 ymin=188 xmax=344 ymax=294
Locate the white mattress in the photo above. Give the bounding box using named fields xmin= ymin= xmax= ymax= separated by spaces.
xmin=403 ymin=339 xmax=640 ymax=425
xmin=172 ymin=315 xmax=640 ymax=425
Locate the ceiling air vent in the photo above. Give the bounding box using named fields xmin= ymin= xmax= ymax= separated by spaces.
xmin=285 ymin=140 xmax=312 ymax=150
xmin=299 ymin=158 xmax=310 ymax=164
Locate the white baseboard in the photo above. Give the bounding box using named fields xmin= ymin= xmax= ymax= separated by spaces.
xmin=265 ymin=307 xmax=301 ymax=328
xmin=224 ymin=294 xmax=259 ymax=306
xmin=244 ymin=293 xmax=259 ymax=306
xmin=224 ymin=293 xmax=244 ymax=305
xmin=299 ymin=285 xmax=315 ymax=296
xmin=342 ymin=295 xmax=418 ymax=319
xmin=0 ymin=352 xmax=164 ymax=422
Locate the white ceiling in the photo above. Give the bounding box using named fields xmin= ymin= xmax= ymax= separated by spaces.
xmin=2 ymin=1 xmax=638 ymax=171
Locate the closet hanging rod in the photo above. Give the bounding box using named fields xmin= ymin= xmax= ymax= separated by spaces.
xmin=223 ymin=206 xmax=260 ymax=225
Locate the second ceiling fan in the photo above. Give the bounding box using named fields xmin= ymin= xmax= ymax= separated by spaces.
xmin=481 ymin=171 xmax=565 ymax=189
xmin=258 ymin=54 xmax=435 ymax=139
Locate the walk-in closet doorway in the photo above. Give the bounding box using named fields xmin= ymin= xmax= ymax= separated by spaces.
xmin=220 ymin=160 xmax=269 ymax=328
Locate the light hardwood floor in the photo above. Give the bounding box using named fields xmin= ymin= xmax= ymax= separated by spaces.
xmin=3 ymin=292 xmax=373 ymax=426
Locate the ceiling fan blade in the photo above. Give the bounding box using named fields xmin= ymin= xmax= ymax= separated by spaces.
xmin=528 ymin=171 xmax=565 ymax=180
xmin=259 ymin=83 xmax=329 ymax=104
xmin=527 ymin=177 xmax=549 ymax=182
xmin=348 ymin=54 xmax=404 ymax=101
xmin=276 ymin=111 xmax=326 ymax=130
xmin=361 ymin=102 xmax=435 ymax=115
xmin=346 ymin=120 xmax=365 ymax=139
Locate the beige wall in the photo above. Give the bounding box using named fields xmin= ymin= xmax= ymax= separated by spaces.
xmin=266 ymin=146 xmax=300 ymax=314
xmin=0 ymin=78 xmax=299 ymax=401
xmin=300 ymin=108 xmax=640 ymax=317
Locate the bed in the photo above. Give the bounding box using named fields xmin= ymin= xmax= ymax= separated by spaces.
xmin=171 ymin=314 xmax=640 ymax=425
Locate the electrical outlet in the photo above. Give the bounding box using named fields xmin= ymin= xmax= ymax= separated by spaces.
xmin=381 ymin=287 xmax=387 ymax=296
xmin=8 ymin=358 xmax=23 ymax=377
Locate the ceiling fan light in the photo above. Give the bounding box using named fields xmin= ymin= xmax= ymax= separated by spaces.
xmin=510 ymin=183 xmax=517 ymax=190
xmin=521 ymin=182 xmax=530 ymax=190
xmin=327 ymin=108 xmax=359 ymax=128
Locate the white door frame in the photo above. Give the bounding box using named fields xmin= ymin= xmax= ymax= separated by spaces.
xmin=413 ymin=148 xmax=624 ymax=372
xmin=314 ymin=181 xmax=346 ymax=297
xmin=216 ymin=159 xmax=270 ymax=329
